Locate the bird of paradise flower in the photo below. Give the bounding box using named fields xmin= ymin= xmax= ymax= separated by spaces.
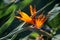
xmin=16 ymin=5 xmax=48 ymax=29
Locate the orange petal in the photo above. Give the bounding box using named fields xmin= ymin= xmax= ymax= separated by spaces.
xmin=41 ymin=15 xmax=46 ymax=22
xmin=33 ymin=5 xmax=36 ymax=16
xmin=40 ymin=16 xmax=47 ymax=26
xmin=15 ymin=16 xmax=25 ymax=21
xmin=38 ymin=13 xmax=43 ymax=20
xmin=15 ymin=16 xmax=21 ymax=20
xmin=35 ymin=15 xmax=47 ymax=29
xmin=30 ymin=5 xmax=34 ymax=16
xmin=19 ymin=11 xmax=32 ymax=20
xmin=35 ymin=19 xmax=42 ymax=29
xmin=30 ymin=5 xmax=36 ymax=17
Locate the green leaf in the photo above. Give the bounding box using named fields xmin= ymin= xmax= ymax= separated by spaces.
xmin=0 ymin=10 xmax=15 ymax=35
xmin=46 ymin=4 xmax=60 ymax=35
xmin=0 ymin=2 xmax=14 ymax=10
xmin=0 ymin=0 xmax=33 ymax=18
xmin=47 ymin=4 xmax=60 ymax=28
xmin=0 ymin=4 xmax=16 ymax=18
xmin=29 ymin=32 xmax=39 ymax=39
xmin=48 ymin=13 xmax=60 ymax=28
xmin=17 ymin=0 xmax=33 ymax=10
xmin=48 ymin=5 xmax=60 ymax=22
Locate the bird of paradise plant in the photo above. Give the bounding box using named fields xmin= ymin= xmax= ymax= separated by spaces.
xmin=16 ymin=5 xmax=48 ymax=29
